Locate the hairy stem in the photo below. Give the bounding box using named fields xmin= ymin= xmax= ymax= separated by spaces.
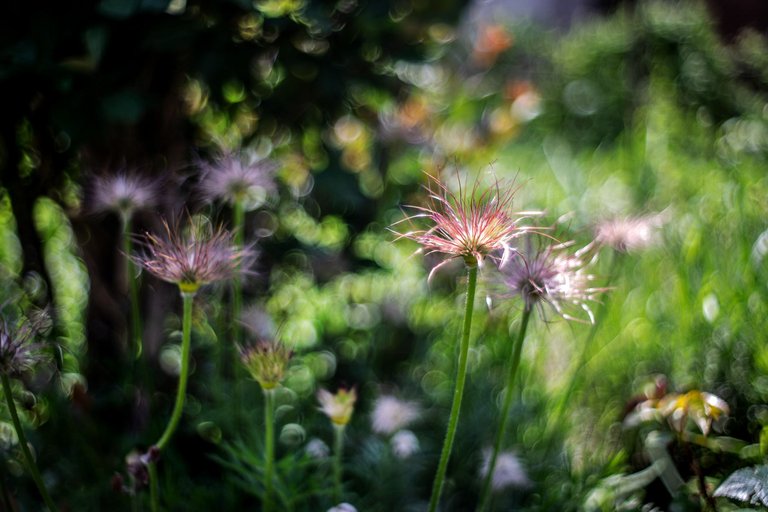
xmin=156 ymin=291 xmax=194 ymax=449
xmin=148 ymin=291 xmax=194 ymax=511
xmin=477 ymin=308 xmax=532 ymax=512
xmin=333 ymin=424 xmax=345 ymax=504
xmin=122 ymin=216 xmax=143 ymax=360
xmin=148 ymin=461 xmax=159 ymax=512
xmin=1 ymin=374 xmax=58 ymax=511
xmin=231 ymin=201 xmax=245 ymax=420
xmin=263 ymin=388 xmax=275 ymax=512
xmin=428 ymin=263 xmax=478 ymax=512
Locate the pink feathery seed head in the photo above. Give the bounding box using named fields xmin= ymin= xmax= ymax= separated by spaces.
xmin=133 ymin=216 xmax=256 ymax=293
xmin=594 ymin=212 xmax=666 ymax=253
xmin=0 ymin=309 xmax=52 ymax=378
xmin=89 ymin=170 xmax=160 ymax=220
xmin=498 ymin=234 xmax=608 ymax=324
xmin=198 ymin=152 xmax=279 ymax=210
xmin=393 ymin=171 xmax=534 ymax=277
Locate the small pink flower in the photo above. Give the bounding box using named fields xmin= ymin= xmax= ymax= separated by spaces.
xmin=89 ymin=171 xmax=159 ymax=220
xmin=199 ymin=153 xmax=278 ymax=210
xmin=393 ymin=172 xmax=533 ymax=278
xmin=479 ymin=450 xmax=531 ymax=491
xmin=595 ymin=213 xmax=665 ymax=253
xmin=370 ymin=395 xmax=421 ymax=435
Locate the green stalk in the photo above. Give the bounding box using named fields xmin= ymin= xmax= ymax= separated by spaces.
xmin=548 ymin=254 xmax=619 ymax=436
xmin=232 ymin=201 xmax=244 ymax=347
xmin=1 ymin=374 xmax=58 ymax=512
xmin=263 ymin=388 xmax=275 ymax=512
xmin=122 ymin=216 xmax=143 ymax=359
xmin=333 ymin=424 xmax=345 ymax=504
xmin=428 ymin=263 xmax=478 ymax=512
xmin=477 ymin=308 xmax=532 ymax=512
xmin=148 ymin=461 xmax=159 ymax=512
xmin=148 ymin=290 xmax=195 ymax=512
xmin=231 ymin=201 xmax=245 ymax=420
xmin=157 ymin=291 xmax=195 ymax=450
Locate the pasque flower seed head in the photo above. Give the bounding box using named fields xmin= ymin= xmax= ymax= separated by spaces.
xmin=134 ymin=217 xmax=254 ymax=294
xmin=393 ymin=172 xmax=535 ymax=279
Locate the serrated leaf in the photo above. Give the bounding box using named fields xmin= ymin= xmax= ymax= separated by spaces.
xmin=714 ymin=465 xmax=768 ymax=507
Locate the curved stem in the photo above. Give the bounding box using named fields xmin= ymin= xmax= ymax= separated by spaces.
xmin=122 ymin=216 xmax=143 ymax=360
xmin=428 ymin=264 xmax=478 ymax=512
xmin=477 ymin=308 xmax=532 ymax=512
xmin=333 ymin=424 xmax=345 ymax=504
xmin=263 ymin=388 xmax=275 ymax=512
xmin=1 ymin=374 xmax=58 ymax=511
xmin=156 ymin=291 xmax=195 ymax=450
xmin=148 ymin=291 xmax=194 ymax=511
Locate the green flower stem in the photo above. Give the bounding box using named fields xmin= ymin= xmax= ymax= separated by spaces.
xmin=232 ymin=200 xmax=245 ymax=349
xmin=1 ymin=374 xmax=58 ymax=512
xmin=231 ymin=200 xmax=245 ymax=420
xmin=122 ymin=216 xmax=143 ymax=359
xmin=548 ymin=253 xmax=619 ymax=437
xmin=333 ymin=424 xmax=345 ymax=504
xmin=148 ymin=290 xmax=194 ymax=512
xmin=477 ymin=308 xmax=532 ymax=512
xmin=428 ymin=263 xmax=478 ymax=512
xmin=157 ymin=291 xmax=195 ymax=450
xmin=148 ymin=461 xmax=159 ymax=512
xmin=263 ymin=388 xmax=275 ymax=512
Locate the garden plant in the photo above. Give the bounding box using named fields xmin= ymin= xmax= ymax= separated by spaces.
xmin=1 ymin=1 xmax=768 ymax=511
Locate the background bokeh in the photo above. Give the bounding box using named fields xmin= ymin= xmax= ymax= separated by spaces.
xmin=1 ymin=0 xmax=768 ymax=510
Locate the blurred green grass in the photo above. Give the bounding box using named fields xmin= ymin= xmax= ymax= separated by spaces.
xmin=1 ymin=1 xmax=768 ymax=510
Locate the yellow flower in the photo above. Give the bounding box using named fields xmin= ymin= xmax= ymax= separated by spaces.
xmin=240 ymin=340 xmax=293 ymax=390
xmin=317 ymin=387 xmax=357 ymax=427
xmin=659 ymin=390 xmax=729 ymax=436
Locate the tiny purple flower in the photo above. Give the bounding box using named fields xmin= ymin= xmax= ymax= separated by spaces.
xmin=0 ymin=311 xmax=51 ymax=378
xmin=199 ymin=153 xmax=278 ymax=210
xmin=89 ymin=171 xmax=160 ymax=220
xmin=498 ymin=235 xmax=607 ymax=323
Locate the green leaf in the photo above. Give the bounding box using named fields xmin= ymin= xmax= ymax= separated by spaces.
xmin=760 ymin=425 xmax=768 ymax=456
xmin=714 ymin=465 xmax=768 ymax=507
